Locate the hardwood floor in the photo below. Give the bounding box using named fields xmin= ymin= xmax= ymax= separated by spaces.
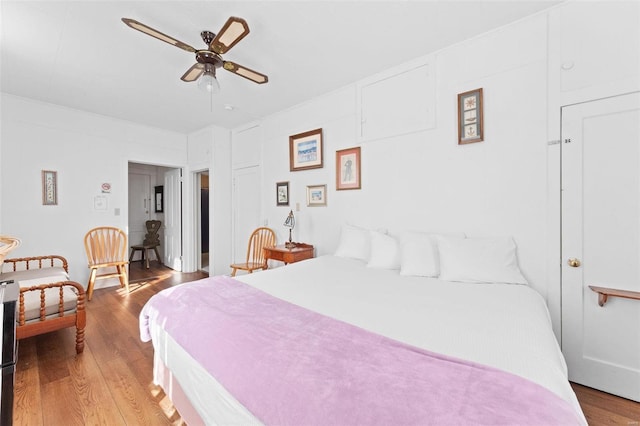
xmin=13 ymin=262 xmax=207 ymax=425
xmin=13 ymin=262 xmax=640 ymax=425
xmin=572 ymin=383 xmax=640 ymax=425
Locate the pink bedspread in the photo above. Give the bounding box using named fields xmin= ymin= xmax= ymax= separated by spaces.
xmin=140 ymin=276 xmax=584 ymax=425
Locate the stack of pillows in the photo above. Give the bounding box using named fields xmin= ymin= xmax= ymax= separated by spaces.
xmin=334 ymin=224 xmax=528 ymax=285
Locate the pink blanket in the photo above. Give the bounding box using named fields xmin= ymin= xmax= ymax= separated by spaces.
xmin=140 ymin=276 xmax=584 ymax=425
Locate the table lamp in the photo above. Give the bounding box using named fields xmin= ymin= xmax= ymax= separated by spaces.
xmin=283 ymin=210 xmax=295 ymax=248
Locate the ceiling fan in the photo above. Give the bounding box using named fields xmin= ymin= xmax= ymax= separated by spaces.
xmin=122 ymin=16 xmax=268 ymax=92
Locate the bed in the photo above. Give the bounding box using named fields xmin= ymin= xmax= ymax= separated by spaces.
xmin=140 ymin=231 xmax=587 ymax=425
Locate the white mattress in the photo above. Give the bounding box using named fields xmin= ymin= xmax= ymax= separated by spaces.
xmin=148 ymin=255 xmax=585 ymax=424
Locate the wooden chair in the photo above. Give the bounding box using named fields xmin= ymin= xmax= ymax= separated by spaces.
xmin=129 ymin=220 xmax=162 ymax=269
xmin=230 ymin=227 xmax=276 ymax=277
xmin=84 ymin=226 xmax=129 ymax=301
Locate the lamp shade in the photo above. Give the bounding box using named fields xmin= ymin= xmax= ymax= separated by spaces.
xmin=284 ymin=210 xmax=295 ymax=247
xmin=283 ymin=210 xmax=295 ymax=229
xmin=198 ymin=71 xmax=221 ymax=93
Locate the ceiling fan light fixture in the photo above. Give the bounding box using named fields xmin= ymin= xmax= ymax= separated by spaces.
xmin=198 ymin=67 xmax=221 ymax=93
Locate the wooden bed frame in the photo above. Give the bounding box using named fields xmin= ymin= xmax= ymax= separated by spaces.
xmin=2 ymin=255 xmax=86 ymax=354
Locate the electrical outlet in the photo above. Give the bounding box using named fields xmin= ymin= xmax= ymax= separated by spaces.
xmin=296 ymin=202 xmax=300 ymax=211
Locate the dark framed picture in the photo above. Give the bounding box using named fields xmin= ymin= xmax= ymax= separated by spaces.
xmin=289 ymin=128 xmax=323 ymax=171
xmin=457 ymin=88 xmax=484 ymax=145
xmin=276 ymin=181 xmax=289 ymax=206
xmin=42 ymin=170 xmax=57 ymax=205
xmin=336 ymin=147 xmax=361 ymax=190
xmin=306 ymin=184 xmax=327 ymax=207
xmin=154 ymin=185 xmax=164 ymax=213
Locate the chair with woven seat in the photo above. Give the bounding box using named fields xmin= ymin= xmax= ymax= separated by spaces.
xmin=84 ymin=226 xmax=129 ymax=301
xmin=129 ymin=220 xmax=162 ymax=269
xmin=230 ymin=227 xmax=276 ymax=277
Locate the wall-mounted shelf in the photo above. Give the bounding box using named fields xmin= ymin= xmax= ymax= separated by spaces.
xmin=589 ymin=285 xmax=640 ymax=307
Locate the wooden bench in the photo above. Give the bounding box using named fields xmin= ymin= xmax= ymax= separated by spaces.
xmin=1 ymin=255 xmax=86 ymax=354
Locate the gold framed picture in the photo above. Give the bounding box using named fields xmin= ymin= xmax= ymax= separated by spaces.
xmin=336 ymin=147 xmax=361 ymax=190
xmin=42 ymin=170 xmax=58 ymax=205
xmin=306 ymin=184 xmax=327 ymax=207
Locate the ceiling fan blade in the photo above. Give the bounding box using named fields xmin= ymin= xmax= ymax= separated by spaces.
xmin=181 ymin=63 xmax=205 ymax=82
xmin=210 ymin=17 xmax=250 ymax=54
xmin=122 ymin=18 xmax=196 ymax=53
xmin=223 ymin=61 xmax=268 ymax=84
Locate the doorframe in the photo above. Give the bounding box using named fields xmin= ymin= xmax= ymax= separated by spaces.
xmin=192 ymin=169 xmax=210 ymax=275
xmin=127 ymin=161 xmax=185 ymax=271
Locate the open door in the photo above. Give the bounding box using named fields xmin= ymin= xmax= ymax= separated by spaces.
xmin=164 ymin=168 xmax=182 ymax=271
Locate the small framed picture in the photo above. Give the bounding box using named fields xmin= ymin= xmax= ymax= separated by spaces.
xmin=42 ymin=170 xmax=58 ymax=205
xmin=306 ymin=184 xmax=327 ymax=207
xmin=336 ymin=147 xmax=361 ymax=190
xmin=155 ymin=185 xmax=164 ymax=213
xmin=276 ymin=181 xmax=289 ymax=206
xmin=457 ymin=88 xmax=484 ymax=145
xmin=290 ymin=128 xmax=323 ymax=171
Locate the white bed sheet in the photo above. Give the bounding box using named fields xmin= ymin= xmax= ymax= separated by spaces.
xmin=148 ymin=255 xmax=585 ymax=424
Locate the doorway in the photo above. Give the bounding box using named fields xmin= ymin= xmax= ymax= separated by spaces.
xmin=196 ymin=171 xmax=210 ymax=273
xmin=128 ymin=162 xmax=181 ymax=280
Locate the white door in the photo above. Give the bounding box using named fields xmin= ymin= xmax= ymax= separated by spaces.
xmin=128 ymin=173 xmax=151 ymax=251
xmin=164 ymin=168 xmax=182 ymax=271
xmin=233 ymin=166 xmax=261 ymax=263
xmin=561 ymin=92 xmax=640 ymax=401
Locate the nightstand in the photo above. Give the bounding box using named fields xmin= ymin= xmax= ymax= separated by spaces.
xmin=263 ymin=243 xmax=314 ymax=265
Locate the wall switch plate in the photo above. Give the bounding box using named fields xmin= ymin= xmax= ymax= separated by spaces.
xmin=114 ymin=208 xmax=120 ymax=216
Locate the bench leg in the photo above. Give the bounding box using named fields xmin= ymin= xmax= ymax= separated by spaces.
xmin=75 ymin=326 xmax=85 ymax=354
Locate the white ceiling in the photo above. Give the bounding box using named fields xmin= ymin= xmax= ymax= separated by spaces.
xmin=1 ymin=1 xmax=561 ymax=133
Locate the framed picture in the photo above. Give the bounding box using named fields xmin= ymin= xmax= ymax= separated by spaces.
xmin=336 ymin=147 xmax=361 ymax=190
xmin=457 ymin=88 xmax=484 ymax=145
xmin=289 ymin=128 xmax=323 ymax=171
xmin=154 ymin=185 xmax=164 ymax=213
xmin=306 ymin=184 xmax=327 ymax=207
xmin=42 ymin=170 xmax=57 ymax=205
xmin=276 ymin=181 xmax=289 ymax=206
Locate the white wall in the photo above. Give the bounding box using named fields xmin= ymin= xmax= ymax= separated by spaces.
xmin=185 ymin=125 xmax=231 ymax=275
xmin=0 ymin=94 xmax=188 ymax=288
xmin=239 ymin=1 xmax=640 ymax=338
xmin=257 ymin=13 xmax=549 ymax=292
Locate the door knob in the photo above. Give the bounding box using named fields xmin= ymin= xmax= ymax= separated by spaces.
xmin=567 ymin=258 xmax=581 ymax=268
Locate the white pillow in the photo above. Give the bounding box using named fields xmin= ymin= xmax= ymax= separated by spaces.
xmin=398 ymin=231 xmax=466 ymax=277
xmin=438 ymin=236 xmax=528 ymax=284
xmin=398 ymin=232 xmax=439 ymax=277
xmin=334 ymin=224 xmax=370 ymax=261
xmin=367 ymin=231 xmax=400 ymax=269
